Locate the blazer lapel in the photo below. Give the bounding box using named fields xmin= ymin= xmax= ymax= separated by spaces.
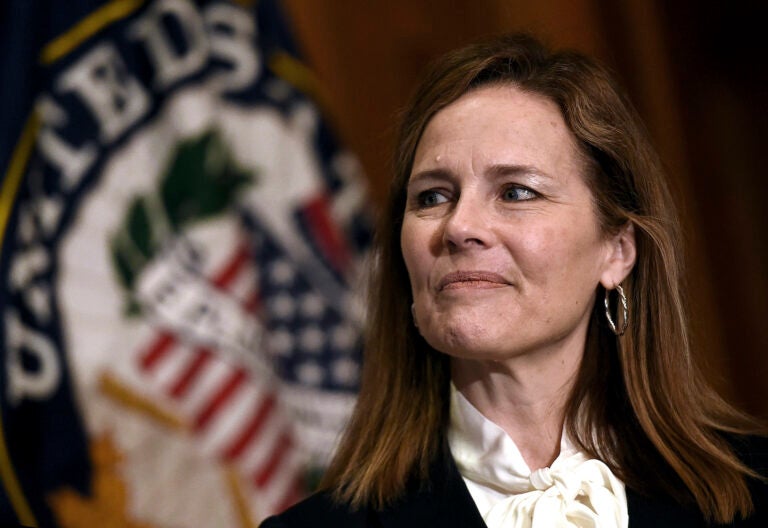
xmin=626 ymin=488 xmax=704 ymax=528
xmin=377 ymin=447 xmax=487 ymax=528
xmin=375 ymin=476 xmax=703 ymax=528
xmin=373 ymin=447 xmax=724 ymax=528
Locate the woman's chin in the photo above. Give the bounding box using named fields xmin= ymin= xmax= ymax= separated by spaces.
xmin=421 ymin=325 xmax=510 ymax=361
xmin=421 ymin=306 xmax=515 ymax=346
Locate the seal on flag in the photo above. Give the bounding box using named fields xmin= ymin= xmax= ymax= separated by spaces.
xmin=0 ymin=1 xmax=369 ymax=526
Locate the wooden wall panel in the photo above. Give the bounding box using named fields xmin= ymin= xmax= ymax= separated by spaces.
xmin=281 ymin=0 xmax=768 ymax=416
xmin=281 ymin=0 xmax=611 ymax=203
xmin=657 ymin=1 xmax=768 ymax=415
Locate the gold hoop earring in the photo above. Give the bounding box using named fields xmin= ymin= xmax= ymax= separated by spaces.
xmin=604 ymin=284 xmax=629 ymax=336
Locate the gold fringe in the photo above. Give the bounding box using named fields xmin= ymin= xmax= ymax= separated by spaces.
xmin=99 ymin=373 xmax=186 ymax=431
xmin=40 ymin=0 xmax=146 ymax=64
xmin=0 ymin=113 xmax=38 ymax=251
xmin=268 ymin=51 xmax=332 ymax=111
xmin=0 ymin=112 xmax=40 ymax=528
xmin=225 ymin=467 xmax=259 ymax=528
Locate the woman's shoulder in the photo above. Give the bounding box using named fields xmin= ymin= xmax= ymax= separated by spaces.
xmin=724 ymin=433 xmax=768 ymax=526
xmin=699 ymin=433 xmax=768 ymax=525
xmin=259 ymin=448 xmax=485 ymax=528
xmin=259 ymin=491 xmax=368 ymax=528
xmin=608 ymin=433 xmax=768 ymax=528
xmin=729 ymin=433 xmax=768 ymax=475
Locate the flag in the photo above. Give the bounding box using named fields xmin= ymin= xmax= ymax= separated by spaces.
xmin=0 ymin=0 xmax=369 ymax=526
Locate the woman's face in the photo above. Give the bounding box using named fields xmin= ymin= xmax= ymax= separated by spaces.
xmin=401 ymin=85 xmax=620 ymax=363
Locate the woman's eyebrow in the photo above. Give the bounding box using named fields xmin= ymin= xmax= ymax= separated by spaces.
xmin=487 ymin=163 xmax=553 ymax=180
xmin=407 ymin=168 xmax=454 ymax=187
xmin=407 ymin=164 xmax=554 ymax=189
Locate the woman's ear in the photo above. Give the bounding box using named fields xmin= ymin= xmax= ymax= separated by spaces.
xmin=600 ymin=222 xmax=637 ymax=288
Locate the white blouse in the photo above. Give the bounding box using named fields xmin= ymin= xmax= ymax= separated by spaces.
xmin=447 ymin=385 xmax=629 ymax=528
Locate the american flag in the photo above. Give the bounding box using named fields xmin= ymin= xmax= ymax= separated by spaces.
xmin=124 ymin=188 xmax=363 ymax=519
xmin=250 ymin=192 xmax=363 ymax=392
xmin=0 ymin=0 xmax=372 ymax=525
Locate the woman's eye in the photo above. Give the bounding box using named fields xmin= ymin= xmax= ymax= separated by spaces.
xmin=502 ymin=186 xmax=537 ymax=201
xmin=417 ymin=190 xmax=449 ymax=207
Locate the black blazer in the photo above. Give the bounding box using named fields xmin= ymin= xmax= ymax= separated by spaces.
xmin=261 ymin=435 xmax=768 ymax=528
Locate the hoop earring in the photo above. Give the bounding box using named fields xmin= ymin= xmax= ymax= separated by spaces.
xmin=604 ymin=284 xmax=629 ymax=336
xmin=411 ymin=303 xmax=419 ymax=328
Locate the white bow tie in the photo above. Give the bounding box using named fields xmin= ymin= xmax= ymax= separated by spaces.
xmin=482 ymin=455 xmax=628 ymax=528
xmin=448 ymin=385 xmax=628 ymax=528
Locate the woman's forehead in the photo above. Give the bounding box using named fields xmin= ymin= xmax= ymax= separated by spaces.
xmin=409 ymin=85 xmax=582 ymax=182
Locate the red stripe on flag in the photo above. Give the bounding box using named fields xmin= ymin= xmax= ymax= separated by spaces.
xmin=213 ymin=244 xmax=250 ymax=288
xmin=253 ymin=430 xmax=293 ymax=489
xmin=244 ymin=290 xmax=261 ymax=313
xmin=140 ymin=333 xmax=176 ymax=371
xmin=302 ymin=194 xmax=351 ymax=274
xmin=193 ymin=368 xmax=247 ymax=431
xmin=168 ymin=348 xmax=212 ymax=399
xmin=221 ymin=394 xmax=277 ymax=461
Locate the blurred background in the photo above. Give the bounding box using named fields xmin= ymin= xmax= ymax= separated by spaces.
xmin=0 ymin=1 xmax=765 ymax=527
xmin=284 ymin=0 xmax=768 ymax=416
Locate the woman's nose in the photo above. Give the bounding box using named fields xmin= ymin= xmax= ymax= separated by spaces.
xmin=442 ymin=195 xmax=492 ymax=250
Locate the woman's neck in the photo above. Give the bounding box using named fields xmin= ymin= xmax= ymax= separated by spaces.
xmin=451 ymin=346 xmax=582 ymax=471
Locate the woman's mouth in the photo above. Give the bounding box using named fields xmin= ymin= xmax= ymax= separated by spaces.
xmin=437 ymin=271 xmax=511 ymax=291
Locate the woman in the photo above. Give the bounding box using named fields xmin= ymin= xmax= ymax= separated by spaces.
xmin=261 ymin=33 xmax=767 ymax=527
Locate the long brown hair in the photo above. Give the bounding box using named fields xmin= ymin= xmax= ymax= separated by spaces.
xmin=321 ymin=33 xmax=762 ymax=523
